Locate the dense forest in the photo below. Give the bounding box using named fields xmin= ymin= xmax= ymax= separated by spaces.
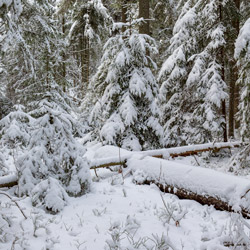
xmin=0 ymin=0 xmax=249 ymax=149
xmin=0 ymin=1 xmax=250 ymax=249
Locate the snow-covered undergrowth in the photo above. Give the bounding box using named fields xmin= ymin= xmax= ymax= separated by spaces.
xmin=0 ymin=170 xmax=249 ymax=249
xmin=0 ymin=144 xmax=250 ymax=249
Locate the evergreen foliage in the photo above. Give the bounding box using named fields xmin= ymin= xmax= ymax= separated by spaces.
xmin=57 ymin=0 xmax=111 ymax=96
xmin=235 ymin=17 xmax=250 ymax=141
xmin=90 ymin=23 xmax=163 ymax=150
xmin=17 ymin=87 xmax=91 ymax=198
xmin=31 ymin=177 xmax=69 ymax=214
xmin=158 ymin=0 xmax=197 ymax=147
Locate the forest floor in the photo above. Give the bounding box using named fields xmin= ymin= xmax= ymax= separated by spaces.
xmin=1 ymin=145 xmax=250 ymax=250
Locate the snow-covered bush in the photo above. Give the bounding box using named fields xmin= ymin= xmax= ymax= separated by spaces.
xmin=201 ymin=213 xmax=250 ymax=250
xmin=157 ymin=195 xmax=187 ymax=227
xmin=17 ymin=95 xmax=91 ymax=197
xmin=89 ymin=22 xmax=163 ymax=150
xmin=0 ymin=212 xmax=12 ymax=243
xmin=105 ymin=217 xmax=177 ymax=250
xmin=31 ymin=177 xmax=68 ymax=214
xmin=0 ymin=105 xmax=33 ymax=149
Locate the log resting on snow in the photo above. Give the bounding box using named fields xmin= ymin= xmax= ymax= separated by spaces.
xmin=0 ymin=142 xmax=245 ymax=188
xmin=90 ymin=141 xmax=243 ymax=169
xmin=129 ymin=156 xmax=250 ymax=219
xmin=0 ymin=175 xmax=18 ymax=188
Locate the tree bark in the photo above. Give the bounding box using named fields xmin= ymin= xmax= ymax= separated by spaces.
xmin=121 ymin=0 xmax=128 ymax=32
xmin=62 ymin=14 xmax=67 ymax=92
xmin=0 ymin=142 xmax=244 ymax=188
xmin=139 ymin=0 xmax=150 ymax=35
xmin=228 ymin=0 xmax=241 ymax=138
xmin=138 ymin=180 xmax=250 ymax=219
xmin=219 ymin=4 xmax=227 ymax=142
xmin=234 ymin=0 xmax=241 ymax=130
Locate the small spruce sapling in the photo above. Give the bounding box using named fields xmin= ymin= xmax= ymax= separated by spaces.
xmin=31 ymin=177 xmax=68 ymax=214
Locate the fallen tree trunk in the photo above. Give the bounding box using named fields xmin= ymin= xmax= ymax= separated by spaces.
xmin=91 ymin=141 xmax=243 ymax=169
xmin=0 ymin=175 xmax=18 ymax=188
xmin=139 ymin=180 xmax=250 ymax=219
xmin=0 ymin=142 xmax=245 ymax=188
xmin=128 ymin=156 xmax=250 ymax=219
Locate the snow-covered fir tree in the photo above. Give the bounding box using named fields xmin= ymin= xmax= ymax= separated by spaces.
xmin=17 ymin=82 xmax=91 ymax=199
xmin=0 ymin=105 xmax=33 ymax=150
xmin=235 ymin=17 xmax=250 ymax=141
xmin=158 ymin=0 xmax=197 ymax=147
xmin=186 ymin=0 xmax=228 ymax=143
xmin=11 ymin=0 xmax=92 ymax=200
xmin=151 ymin=0 xmax=178 ymax=68
xmin=89 ymin=22 xmax=163 ymax=150
xmin=57 ymin=0 xmax=111 ymax=97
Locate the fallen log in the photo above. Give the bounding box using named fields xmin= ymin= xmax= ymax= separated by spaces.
xmin=0 ymin=175 xmax=18 ymax=188
xmin=0 ymin=142 xmax=245 ymax=188
xmin=128 ymin=156 xmax=250 ymax=219
xmin=90 ymin=141 xmax=244 ymax=169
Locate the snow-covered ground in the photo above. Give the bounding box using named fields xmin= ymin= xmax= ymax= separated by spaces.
xmin=1 ymin=145 xmax=250 ymax=250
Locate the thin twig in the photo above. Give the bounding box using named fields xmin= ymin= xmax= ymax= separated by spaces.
xmin=0 ymin=191 xmax=27 ymax=219
xmin=119 ymin=147 xmax=124 ymax=184
xmin=193 ymin=155 xmax=200 ymax=166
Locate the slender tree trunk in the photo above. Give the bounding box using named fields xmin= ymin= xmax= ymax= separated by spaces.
xmin=139 ymin=0 xmax=150 ymax=35
xmin=121 ymin=0 xmax=127 ymax=32
xmin=83 ymin=36 xmax=90 ymax=91
xmin=234 ymin=0 xmax=241 ymax=130
xmin=228 ymin=0 xmax=241 ymax=138
xmin=219 ymin=4 xmax=227 ymax=142
xmin=62 ymin=15 xmax=67 ymax=92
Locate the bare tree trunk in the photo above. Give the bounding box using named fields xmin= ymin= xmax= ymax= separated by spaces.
xmin=234 ymin=0 xmax=241 ymax=130
xmin=219 ymin=4 xmax=228 ymax=142
xmin=121 ymin=0 xmax=128 ymax=32
xmin=228 ymin=0 xmax=241 ymax=138
xmin=229 ymin=65 xmax=236 ymax=138
xmin=139 ymin=0 xmax=150 ymax=35
xmin=62 ymin=14 xmax=67 ymax=92
xmin=83 ymin=36 xmax=90 ymax=91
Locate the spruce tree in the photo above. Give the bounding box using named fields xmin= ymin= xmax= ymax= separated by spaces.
xmin=57 ymin=0 xmax=111 ymax=97
xmin=235 ymin=17 xmax=250 ymax=141
xmin=158 ymin=0 xmax=197 ymax=147
xmin=6 ymin=0 xmax=92 ymax=200
xmin=186 ymin=0 xmax=229 ymax=143
xmin=89 ymin=21 xmax=163 ymax=150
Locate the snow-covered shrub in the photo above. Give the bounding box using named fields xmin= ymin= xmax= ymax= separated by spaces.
xmin=201 ymin=213 xmax=250 ymax=250
xmin=157 ymin=195 xmax=187 ymax=227
xmin=105 ymin=218 xmax=176 ymax=250
xmin=0 ymin=105 xmax=33 ymax=149
xmin=0 ymin=212 xmax=12 ymax=243
xmin=89 ymin=22 xmax=163 ymax=150
xmin=17 ymin=97 xmax=91 ymax=197
xmin=31 ymin=177 xmax=68 ymax=214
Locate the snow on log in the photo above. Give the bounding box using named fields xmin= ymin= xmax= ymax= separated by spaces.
xmin=0 ymin=142 xmax=245 ymax=188
xmin=90 ymin=142 xmax=243 ymax=169
xmin=0 ymin=174 xmax=18 ymax=188
xmin=128 ymin=155 xmax=250 ymax=218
